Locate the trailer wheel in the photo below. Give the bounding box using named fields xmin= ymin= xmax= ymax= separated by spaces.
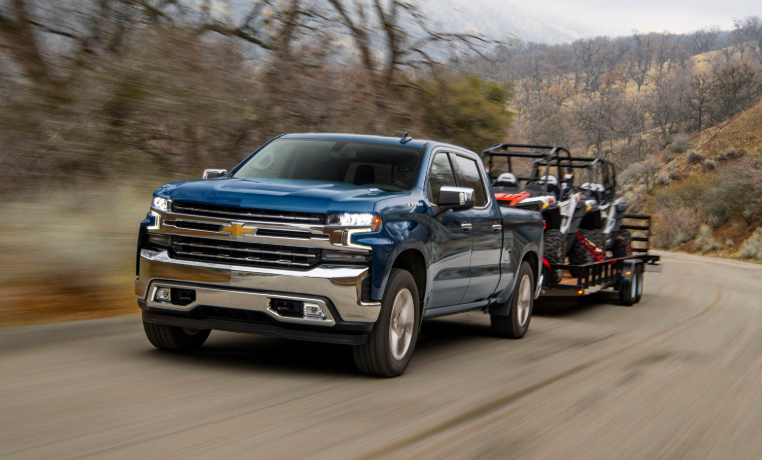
xmin=491 ymin=261 xmax=534 ymax=339
xmin=619 ymin=270 xmax=638 ymax=306
xmin=543 ymin=230 xmax=565 ymax=283
xmin=634 ymin=264 xmax=644 ymax=303
xmin=352 ymin=269 xmax=420 ymax=377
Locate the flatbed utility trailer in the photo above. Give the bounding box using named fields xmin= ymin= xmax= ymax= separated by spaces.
xmin=541 ymin=215 xmax=661 ymax=306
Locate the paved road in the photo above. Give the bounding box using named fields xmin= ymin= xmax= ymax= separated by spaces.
xmin=2 ymin=252 xmax=762 ymax=459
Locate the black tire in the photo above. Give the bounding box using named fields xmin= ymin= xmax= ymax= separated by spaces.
xmin=352 ymin=269 xmax=420 ymax=377
xmin=580 ymin=229 xmax=605 ymax=251
xmin=543 ymin=229 xmax=565 ymax=284
xmin=619 ymin=269 xmax=638 ymax=306
xmin=491 ymin=261 xmax=535 ymax=338
xmin=568 ymin=231 xmax=593 ymax=276
xmin=634 ymin=264 xmax=644 ymax=303
xmin=143 ymin=321 xmax=210 ymax=351
xmin=612 ymin=230 xmax=632 ymax=258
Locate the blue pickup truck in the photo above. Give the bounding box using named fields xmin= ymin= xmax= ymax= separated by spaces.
xmin=136 ymin=133 xmax=544 ymax=376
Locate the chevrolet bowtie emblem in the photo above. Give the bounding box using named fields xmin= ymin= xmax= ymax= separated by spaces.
xmin=222 ymin=222 xmax=254 ymax=237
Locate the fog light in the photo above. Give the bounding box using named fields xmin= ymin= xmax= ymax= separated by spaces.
xmin=155 ymin=287 xmax=171 ymax=302
xmin=303 ymin=303 xmax=326 ymax=319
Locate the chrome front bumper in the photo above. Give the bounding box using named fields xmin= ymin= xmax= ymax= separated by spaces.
xmin=135 ymin=249 xmax=381 ymax=325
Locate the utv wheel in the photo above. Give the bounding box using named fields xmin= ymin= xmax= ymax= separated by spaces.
xmin=352 ymin=269 xmax=420 ymax=377
xmin=613 ymin=230 xmax=633 ymax=258
xmin=568 ymin=232 xmax=593 ymax=276
xmin=580 ymin=229 xmax=605 ymax=251
xmin=491 ymin=261 xmax=534 ymax=339
xmin=543 ymin=230 xmax=565 ymax=283
xmin=143 ymin=320 xmax=210 ymax=351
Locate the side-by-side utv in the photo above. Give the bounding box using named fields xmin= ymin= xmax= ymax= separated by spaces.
xmin=482 ymin=143 xmax=660 ymax=306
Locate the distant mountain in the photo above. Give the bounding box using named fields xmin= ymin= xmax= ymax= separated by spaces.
xmin=422 ymin=0 xmax=599 ymax=44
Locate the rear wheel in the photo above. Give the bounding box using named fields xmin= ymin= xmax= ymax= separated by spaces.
xmin=143 ymin=321 xmax=210 ymax=351
xmin=352 ymin=269 xmax=420 ymax=377
xmin=568 ymin=232 xmax=593 ymax=276
xmin=491 ymin=261 xmax=535 ymax=339
xmin=543 ymin=230 xmax=565 ymax=283
xmin=581 ymin=229 xmax=605 ymax=252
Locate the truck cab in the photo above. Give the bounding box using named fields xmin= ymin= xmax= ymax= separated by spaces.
xmin=136 ymin=134 xmax=544 ymax=376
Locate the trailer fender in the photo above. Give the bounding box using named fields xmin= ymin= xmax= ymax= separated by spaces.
xmin=619 ymin=260 xmax=640 ymax=288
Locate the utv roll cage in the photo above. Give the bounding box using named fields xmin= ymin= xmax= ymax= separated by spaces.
xmin=530 ymin=155 xmax=618 ymax=202
xmin=481 ymin=144 xmax=573 ymax=195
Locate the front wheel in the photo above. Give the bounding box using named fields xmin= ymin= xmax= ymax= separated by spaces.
xmin=352 ymin=269 xmax=420 ymax=377
xmin=143 ymin=321 xmax=210 ymax=351
xmin=543 ymin=230 xmax=565 ymax=283
xmin=491 ymin=261 xmax=535 ymax=338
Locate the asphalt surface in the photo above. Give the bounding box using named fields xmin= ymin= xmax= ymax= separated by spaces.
xmin=2 ymin=251 xmax=762 ymax=459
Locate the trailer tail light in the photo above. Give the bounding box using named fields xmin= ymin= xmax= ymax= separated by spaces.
xmin=543 ymin=220 xmax=547 ymax=229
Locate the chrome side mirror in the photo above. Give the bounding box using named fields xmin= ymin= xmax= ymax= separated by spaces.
xmin=433 ymin=186 xmax=474 ymax=216
xmin=438 ymin=186 xmax=474 ymax=209
xmin=202 ymin=169 xmax=228 ymax=179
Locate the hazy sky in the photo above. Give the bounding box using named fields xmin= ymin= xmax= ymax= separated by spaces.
xmin=486 ymin=0 xmax=762 ymax=36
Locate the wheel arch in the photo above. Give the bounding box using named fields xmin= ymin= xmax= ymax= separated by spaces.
xmin=490 ymin=248 xmax=541 ymax=317
xmin=391 ymin=248 xmax=427 ymax=306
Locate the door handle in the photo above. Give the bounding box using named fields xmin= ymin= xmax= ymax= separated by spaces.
xmin=461 ymin=222 xmax=473 ymax=232
xmin=492 ymin=222 xmax=502 ymax=232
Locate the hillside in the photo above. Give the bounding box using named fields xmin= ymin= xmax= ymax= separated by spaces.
xmin=637 ymin=99 xmax=762 ymax=261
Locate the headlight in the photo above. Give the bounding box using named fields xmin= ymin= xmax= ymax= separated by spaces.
xmin=327 ymin=213 xmax=382 ymax=231
xmin=151 ymin=197 xmax=170 ymax=213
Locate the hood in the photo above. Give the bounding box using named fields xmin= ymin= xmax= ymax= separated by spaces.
xmin=154 ymin=178 xmax=396 ymax=214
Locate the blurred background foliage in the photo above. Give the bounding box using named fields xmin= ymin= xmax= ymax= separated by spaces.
xmin=2 ymin=0 xmax=762 ymax=325
xmin=0 ymin=0 xmax=512 ymax=325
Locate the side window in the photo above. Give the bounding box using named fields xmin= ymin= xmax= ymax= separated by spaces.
xmin=427 ymin=153 xmax=457 ymax=204
xmin=453 ymin=155 xmax=488 ymax=207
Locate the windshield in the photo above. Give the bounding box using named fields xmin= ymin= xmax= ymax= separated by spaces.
xmin=233 ymin=139 xmax=424 ymax=193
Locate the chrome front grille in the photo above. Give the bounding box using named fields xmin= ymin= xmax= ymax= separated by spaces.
xmin=171 ymin=235 xmax=321 ymax=269
xmin=171 ymin=201 xmax=325 ymax=225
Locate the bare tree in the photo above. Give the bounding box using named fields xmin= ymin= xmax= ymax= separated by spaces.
xmin=735 ymin=16 xmax=762 ymax=64
xmin=684 ymin=73 xmax=713 ymax=132
xmin=690 ymin=26 xmax=721 ymax=54
xmin=574 ymin=79 xmax=625 ymax=158
xmin=572 ymin=37 xmax=608 ymax=92
xmin=654 ymin=32 xmax=676 ymax=75
xmin=708 ymin=61 xmax=762 ymax=123
xmin=628 ymin=30 xmax=653 ymax=91
xmin=650 ymin=73 xmax=687 ymax=145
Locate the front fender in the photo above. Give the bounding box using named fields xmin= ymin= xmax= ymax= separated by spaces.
xmin=353 ymin=212 xmax=431 ymax=302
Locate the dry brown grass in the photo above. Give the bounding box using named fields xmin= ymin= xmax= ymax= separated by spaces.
xmin=0 ymin=184 xmax=157 ymax=327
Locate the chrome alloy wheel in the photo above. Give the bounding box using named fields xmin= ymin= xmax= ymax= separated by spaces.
xmin=389 ymin=288 xmax=415 ymax=361
xmin=517 ymin=274 xmax=532 ymax=327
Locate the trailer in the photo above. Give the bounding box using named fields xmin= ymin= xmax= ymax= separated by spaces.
xmin=541 ymin=214 xmax=661 ymax=306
